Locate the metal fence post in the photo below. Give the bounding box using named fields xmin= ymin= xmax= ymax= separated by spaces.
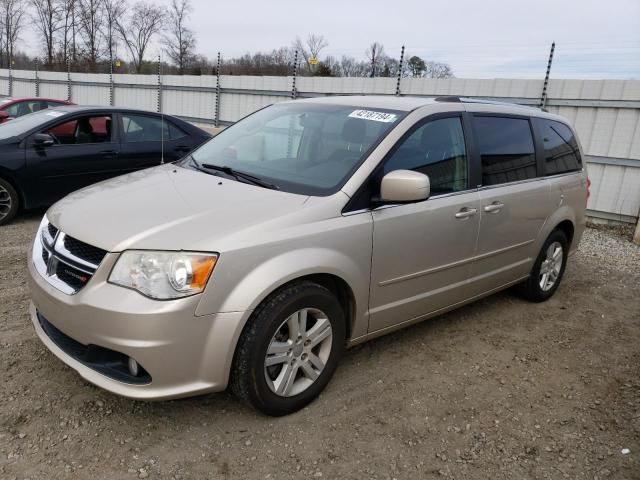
xmin=395 ymin=45 xmax=405 ymax=96
xmin=8 ymin=58 xmax=13 ymax=96
xmin=214 ymin=52 xmax=221 ymax=127
xmin=157 ymin=56 xmax=162 ymax=113
xmin=35 ymin=59 xmax=40 ymax=97
xmin=291 ymin=50 xmax=298 ymax=99
xmin=539 ymin=42 xmax=555 ymax=108
xmin=634 ymin=208 xmax=640 ymax=246
xmin=66 ymin=58 xmax=72 ymax=101
xmin=109 ymin=54 xmax=114 ymax=106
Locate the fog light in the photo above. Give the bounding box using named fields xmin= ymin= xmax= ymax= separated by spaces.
xmin=128 ymin=357 xmax=139 ymax=377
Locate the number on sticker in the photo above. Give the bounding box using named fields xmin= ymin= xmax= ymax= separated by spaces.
xmin=348 ymin=110 xmax=398 ymax=123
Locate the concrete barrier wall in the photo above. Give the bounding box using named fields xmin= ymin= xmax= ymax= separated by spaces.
xmin=1 ymin=69 xmax=638 ymax=222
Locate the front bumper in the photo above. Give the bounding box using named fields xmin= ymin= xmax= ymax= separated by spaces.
xmin=28 ymin=254 xmax=248 ymax=400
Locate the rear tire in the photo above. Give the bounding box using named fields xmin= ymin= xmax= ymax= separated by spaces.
xmin=519 ymin=230 xmax=568 ymax=302
xmin=230 ymin=281 xmax=346 ymax=416
xmin=0 ymin=178 xmax=19 ymax=226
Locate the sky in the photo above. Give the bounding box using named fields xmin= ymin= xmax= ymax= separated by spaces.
xmin=22 ymin=0 xmax=640 ymax=79
xmin=185 ymin=0 xmax=640 ymax=79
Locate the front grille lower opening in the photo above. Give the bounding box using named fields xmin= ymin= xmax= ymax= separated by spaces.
xmin=37 ymin=313 xmax=152 ymax=385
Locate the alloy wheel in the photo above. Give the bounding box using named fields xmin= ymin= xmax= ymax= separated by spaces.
xmin=264 ymin=308 xmax=333 ymax=397
xmin=539 ymin=241 xmax=563 ymax=291
xmin=0 ymin=184 xmax=12 ymax=221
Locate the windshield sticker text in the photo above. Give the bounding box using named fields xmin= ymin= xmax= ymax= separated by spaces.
xmin=348 ymin=110 xmax=398 ymax=123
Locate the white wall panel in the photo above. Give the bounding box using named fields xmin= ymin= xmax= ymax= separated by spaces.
xmin=0 ymin=68 xmax=638 ymax=220
xmin=587 ymin=163 xmax=640 ymax=218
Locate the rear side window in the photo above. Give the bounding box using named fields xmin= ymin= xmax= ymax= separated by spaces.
xmin=122 ymin=114 xmax=185 ymax=142
xmin=383 ymin=116 xmax=467 ymax=195
xmin=474 ymin=116 xmax=536 ymax=186
xmin=539 ymin=120 xmax=582 ymax=175
xmin=168 ymin=121 xmax=187 ymax=140
xmin=46 ymin=101 xmax=67 ymax=109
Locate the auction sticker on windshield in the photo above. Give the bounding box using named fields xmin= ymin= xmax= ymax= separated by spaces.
xmin=348 ymin=110 xmax=398 ymax=123
xmin=45 ymin=111 xmax=65 ymax=118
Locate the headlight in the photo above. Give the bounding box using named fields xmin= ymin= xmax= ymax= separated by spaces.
xmin=109 ymin=251 xmax=218 ymax=299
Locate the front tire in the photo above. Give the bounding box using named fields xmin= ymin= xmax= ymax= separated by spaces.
xmin=230 ymin=281 xmax=346 ymax=416
xmin=519 ymin=230 xmax=568 ymax=302
xmin=0 ymin=178 xmax=19 ymax=226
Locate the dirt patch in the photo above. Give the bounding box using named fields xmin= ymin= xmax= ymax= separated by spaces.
xmin=1 ymin=214 xmax=639 ymax=479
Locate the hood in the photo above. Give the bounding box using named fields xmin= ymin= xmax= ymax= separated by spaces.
xmin=47 ymin=164 xmax=312 ymax=252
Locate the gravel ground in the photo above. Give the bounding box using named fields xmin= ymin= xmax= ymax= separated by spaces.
xmin=1 ymin=214 xmax=639 ymax=480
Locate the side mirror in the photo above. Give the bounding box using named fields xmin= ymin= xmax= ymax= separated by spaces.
xmin=380 ymin=170 xmax=430 ymax=203
xmin=33 ymin=133 xmax=55 ymax=147
xmin=0 ymin=111 xmax=10 ymax=124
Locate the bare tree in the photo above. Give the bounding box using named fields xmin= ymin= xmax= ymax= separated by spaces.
xmin=293 ymin=33 xmax=328 ymax=73
xmin=76 ymin=0 xmax=103 ymax=68
xmin=0 ymin=0 xmax=26 ymax=67
xmin=30 ymin=0 xmax=63 ymax=65
xmin=0 ymin=5 xmax=3 ymax=65
xmin=116 ymin=1 xmax=164 ymax=73
xmin=162 ymin=0 xmax=195 ymax=73
xmin=424 ymin=60 xmax=454 ymax=78
xmin=56 ymin=0 xmax=75 ymax=64
xmin=305 ymin=34 xmax=327 ymax=61
xmin=365 ymin=41 xmax=385 ymax=77
xmin=101 ymin=0 xmax=124 ymax=62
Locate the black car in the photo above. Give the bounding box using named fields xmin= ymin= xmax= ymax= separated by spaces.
xmin=0 ymin=106 xmax=211 ymax=225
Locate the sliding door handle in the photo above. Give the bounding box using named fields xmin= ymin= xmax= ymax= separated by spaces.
xmin=483 ymin=202 xmax=504 ymax=213
xmin=455 ymin=207 xmax=478 ymax=219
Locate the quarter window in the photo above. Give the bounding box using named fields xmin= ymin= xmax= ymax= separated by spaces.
xmin=383 ymin=117 xmax=468 ymax=195
xmin=474 ymin=116 xmax=536 ymax=186
xmin=46 ymin=101 xmax=67 ymax=109
xmin=539 ymin=120 xmax=582 ymax=175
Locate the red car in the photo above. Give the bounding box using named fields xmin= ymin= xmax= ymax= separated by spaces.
xmin=0 ymin=97 xmax=75 ymax=124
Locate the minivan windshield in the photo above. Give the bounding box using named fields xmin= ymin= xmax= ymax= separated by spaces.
xmin=189 ymin=103 xmax=405 ymax=195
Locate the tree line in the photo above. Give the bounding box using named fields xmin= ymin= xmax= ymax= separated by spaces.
xmin=0 ymin=0 xmax=454 ymax=78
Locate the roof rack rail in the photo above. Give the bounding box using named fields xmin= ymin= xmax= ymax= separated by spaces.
xmin=433 ymin=96 xmax=461 ymax=103
xmin=434 ymin=96 xmax=545 ymax=111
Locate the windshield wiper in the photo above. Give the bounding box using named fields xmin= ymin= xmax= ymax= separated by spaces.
xmin=201 ymin=163 xmax=279 ymax=190
xmin=184 ymin=154 xmax=215 ymax=174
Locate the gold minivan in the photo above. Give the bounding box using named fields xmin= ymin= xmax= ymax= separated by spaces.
xmin=28 ymin=96 xmax=588 ymax=415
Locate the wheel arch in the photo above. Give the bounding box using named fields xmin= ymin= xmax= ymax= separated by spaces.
xmin=535 ymin=206 xmax=578 ymax=257
xmin=259 ymin=273 xmax=357 ymax=342
xmin=197 ymin=246 xmax=369 ymax=338
xmin=0 ymin=167 xmax=25 ymax=208
xmin=212 ymin=271 xmax=359 ymax=392
xmin=554 ymin=219 xmax=575 ymax=248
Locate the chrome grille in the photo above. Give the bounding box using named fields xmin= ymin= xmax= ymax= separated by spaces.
xmin=33 ymin=219 xmax=107 ymax=295
xmin=47 ymin=223 xmax=58 ymax=240
xmin=63 ymin=235 xmax=107 ymax=266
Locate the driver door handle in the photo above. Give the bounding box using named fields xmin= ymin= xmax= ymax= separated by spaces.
xmin=455 ymin=207 xmax=478 ymax=219
xmin=483 ymin=202 xmax=504 ymax=213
